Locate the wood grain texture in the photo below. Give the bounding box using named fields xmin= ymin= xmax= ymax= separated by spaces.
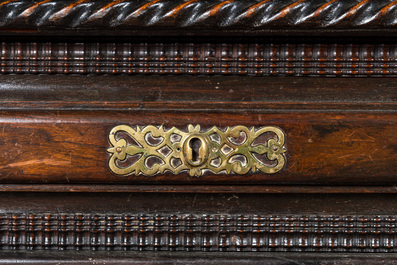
xmin=6 ymin=193 xmax=396 ymax=214
xmin=3 ymin=42 xmax=397 ymax=77
xmin=0 ymin=111 xmax=395 ymax=184
xmin=1 ymin=0 xmax=397 ymax=36
xmin=0 ymin=75 xmax=395 ymax=185
xmin=1 ymin=75 xmax=396 ymax=111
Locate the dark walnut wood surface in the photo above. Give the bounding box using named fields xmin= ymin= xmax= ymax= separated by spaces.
xmin=0 ymin=111 xmax=395 ymax=184
xmin=0 ymin=76 xmax=395 ymax=185
xmin=0 ymin=0 xmax=396 ymax=263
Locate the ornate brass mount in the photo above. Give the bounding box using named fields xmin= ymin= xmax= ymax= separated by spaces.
xmin=107 ymin=125 xmax=286 ymax=177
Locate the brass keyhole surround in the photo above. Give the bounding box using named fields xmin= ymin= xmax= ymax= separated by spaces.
xmin=107 ymin=124 xmax=286 ymax=177
xmin=182 ymin=135 xmax=209 ymax=167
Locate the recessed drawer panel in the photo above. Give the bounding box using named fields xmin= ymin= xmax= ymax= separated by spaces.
xmin=1 ymin=111 xmax=396 ymax=184
xmin=0 ymin=76 xmax=395 ymax=185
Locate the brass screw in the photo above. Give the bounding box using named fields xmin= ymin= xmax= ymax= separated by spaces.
xmin=116 ymin=147 xmax=122 ymax=153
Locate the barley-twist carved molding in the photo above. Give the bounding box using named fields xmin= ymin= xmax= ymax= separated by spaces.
xmin=1 ymin=0 xmax=397 ymax=33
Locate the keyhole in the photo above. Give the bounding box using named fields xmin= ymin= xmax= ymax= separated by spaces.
xmin=183 ymin=135 xmax=209 ymax=167
xmin=189 ymin=137 xmax=202 ymax=163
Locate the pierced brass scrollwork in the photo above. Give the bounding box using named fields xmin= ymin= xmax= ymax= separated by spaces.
xmin=107 ymin=125 xmax=286 ymax=177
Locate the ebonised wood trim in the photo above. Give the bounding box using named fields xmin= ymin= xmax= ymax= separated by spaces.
xmin=3 ymin=42 xmax=397 ymax=77
xmin=1 ymin=193 xmax=397 ymax=253
xmin=2 ymin=0 xmax=397 ymax=36
xmin=1 ymin=213 xmax=396 ymax=252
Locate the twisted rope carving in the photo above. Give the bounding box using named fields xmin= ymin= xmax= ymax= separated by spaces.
xmin=1 ymin=0 xmax=397 ymax=29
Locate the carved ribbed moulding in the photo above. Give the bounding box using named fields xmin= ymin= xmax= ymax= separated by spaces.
xmin=107 ymin=125 xmax=286 ymax=176
xmin=0 ymin=213 xmax=395 ymax=252
xmin=2 ymin=42 xmax=397 ymax=77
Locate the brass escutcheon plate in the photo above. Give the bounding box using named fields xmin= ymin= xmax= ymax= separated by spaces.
xmin=107 ymin=125 xmax=286 ymax=177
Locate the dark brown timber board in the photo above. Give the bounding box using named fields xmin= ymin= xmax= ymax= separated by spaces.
xmin=1 ymin=192 xmax=396 ymax=217
xmin=0 ymin=111 xmax=395 ymax=184
xmin=2 ymin=184 xmax=397 ymax=193
xmin=0 ymin=76 xmax=396 ymax=111
xmin=0 ymin=252 xmax=396 ymax=265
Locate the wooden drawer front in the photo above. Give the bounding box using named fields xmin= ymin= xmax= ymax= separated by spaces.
xmin=1 ymin=76 xmax=395 ymax=186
